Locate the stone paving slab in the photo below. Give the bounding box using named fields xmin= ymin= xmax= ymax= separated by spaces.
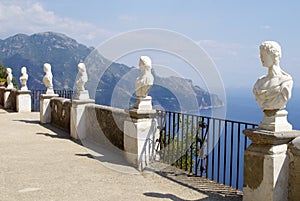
xmin=0 ymin=112 xmax=210 ymax=201
xmin=0 ymin=111 xmax=244 ymax=201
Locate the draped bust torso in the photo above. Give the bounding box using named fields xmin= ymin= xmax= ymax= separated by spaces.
xmin=253 ymin=72 xmax=293 ymax=110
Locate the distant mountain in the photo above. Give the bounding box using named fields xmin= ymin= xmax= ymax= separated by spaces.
xmin=0 ymin=32 xmax=93 ymax=89
xmin=0 ymin=32 xmax=223 ymax=111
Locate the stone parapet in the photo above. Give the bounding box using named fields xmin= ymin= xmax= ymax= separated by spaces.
xmin=40 ymin=93 xmax=59 ymax=124
xmin=0 ymin=87 xmax=5 ymax=106
xmin=85 ymin=104 xmax=130 ymax=150
xmin=50 ymin=97 xmax=71 ymax=133
xmin=243 ymin=129 xmax=300 ymax=201
xmin=288 ymin=137 xmax=300 ymax=201
xmin=4 ymin=88 xmax=13 ymax=109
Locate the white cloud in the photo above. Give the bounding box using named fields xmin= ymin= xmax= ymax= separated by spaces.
xmin=0 ymin=1 xmax=114 ymax=46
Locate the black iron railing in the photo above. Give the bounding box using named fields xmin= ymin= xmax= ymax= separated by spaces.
xmin=31 ymin=90 xmax=74 ymax=111
xmin=156 ymin=110 xmax=258 ymax=190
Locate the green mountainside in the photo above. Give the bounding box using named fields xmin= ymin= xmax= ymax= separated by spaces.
xmin=0 ymin=32 xmax=223 ymax=111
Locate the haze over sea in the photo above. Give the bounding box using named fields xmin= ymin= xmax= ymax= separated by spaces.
xmin=201 ymin=87 xmax=300 ymax=130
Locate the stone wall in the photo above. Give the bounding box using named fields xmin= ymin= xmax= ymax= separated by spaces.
xmin=0 ymin=87 xmax=4 ymax=106
xmin=10 ymin=89 xmax=17 ymax=111
xmin=288 ymin=137 xmax=300 ymax=201
xmin=50 ymin=97 xmax=71 ymax=133
xmin=85 ymin=104 xmax=130 ymax=150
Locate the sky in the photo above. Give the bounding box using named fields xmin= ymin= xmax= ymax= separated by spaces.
xmin=1 ymin=0 xmax=300 ymax=90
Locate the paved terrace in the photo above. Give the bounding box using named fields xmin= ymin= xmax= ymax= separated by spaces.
xmin=0 ymin=109 xmax=242 ymax=201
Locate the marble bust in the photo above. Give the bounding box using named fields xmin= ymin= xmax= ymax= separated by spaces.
xmin=136 ymin=56 xmax=154 ymax=98
xmin=42 ymin=63 xmax=54 ymax=94
xmin=6 ymin=68 xmax=13 ymax=89
xmin=133 ymin=56 xmax=154 ymax=111
xmin=19 ymin=66 xmax=28 ymax=91
xmin=74 ymin=62 xmax=89 ymax=100
xmin=253 ymin=41 xmax=293 ymax=110
xmin=253 ymin=41 xmax=293 ymax=131
xmin=76 ymin=63 xmax=88 ymax=91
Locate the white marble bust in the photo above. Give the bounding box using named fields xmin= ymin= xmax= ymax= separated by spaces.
xmin=6 ymin=68 xmax=13 ymax=89
xmin=76 ymin=63 xmax=88 ymax=91
xmin=42 ymin=63 xmax=54 ymax=94
xmin=19 ymin=66 xmax=28 ymax=91
xmin=136 ymin=56 xmax=154 ymax=98
xmin=253 ymin=41 xmax=293 ymax=111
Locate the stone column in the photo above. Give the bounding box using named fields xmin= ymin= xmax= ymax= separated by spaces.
xmin=124 ymin=96 xmax=159 ymax=171
xmin=288 ymin=137 xmax=300 ymax=201
xmin=243 ymin=129 xmax=300 ymax=201
xmin=4 ymin=88 xmax=12 ymax=109
xmin=16 ymin=90 xmax=31 ymax=112
xmin=40 ymin=94 xmax=59 ymax=124
xmin=70 ymin=99 xmax=94 ymax=140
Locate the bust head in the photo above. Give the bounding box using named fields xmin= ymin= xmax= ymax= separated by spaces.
xmin=139 ymin=56 xmax=152 ymax=72
xmin=43 ymin=63 xmax=51 ymax=73
xmin=21 ymin=66 xmax=27 ymax=74
xmin=6 ymin=68 xmax=12 ymax=74
xmin=78 ymin=63 xmax=86 ymax=73
xmin=260 ymin=41 xmax=281 ymax=66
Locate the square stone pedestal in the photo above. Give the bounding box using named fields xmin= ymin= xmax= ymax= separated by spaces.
xmin=40 ymin=94 xmax=59 ymax=124
xmin=124 ymin=109 xmax=159 ymax=171
xmin=74 ymin=90 xmax=90 ymax=100
xmin=259 ymin=109 xmax=292 ymax=132
xmin=16 ymin=90 xmax=31 ymax=112
xmin=4 ymin=88 xmax=13 ymax=109
xmin=134 ymin=96 xmax=153 ymax=111
xmin=243 ymin=129 xmax=300 ymax=201
xmin=70 ymin=99 xmax=95 ymax=140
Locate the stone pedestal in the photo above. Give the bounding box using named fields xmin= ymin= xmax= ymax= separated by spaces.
xmin=70 ymin=99 xmax=94 ymax=140
xmin=4 ymin=88 xmax=13 ymax=109
xmin=16 ymin=90 xmax=31 ymax=112
xmin=134 ymin=96 xmax=153 ymax=111
xmin=243 ymin=129 xmax=300 ymax=201
xmin=40 ymin=94 xmax=59 ymax=124
xmin=259 ymin=109 xmax=292 ymax=132
xmin=75 ymin=90 xmax=90 ymax=100
xmin=124 ymin=108 xmax=159 ymax=171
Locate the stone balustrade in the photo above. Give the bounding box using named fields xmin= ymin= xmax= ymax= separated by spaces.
xmin=50 ymin=97 xmax=71 ymax=133
xmin=0 ymin=87 xmax=4 ymax=106
xmin=0 ymin=87 xmax=30 ymax=112
xmin=85 ymin=104 xmax=130 ymax=150
xmin=288 ymin=137 xmax=300 ymax=201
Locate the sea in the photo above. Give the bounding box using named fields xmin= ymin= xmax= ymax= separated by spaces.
xmin=200 ymin=87 xmax=300 ymax=130
xmin=197 ymin=87 xmax=300 ymax=189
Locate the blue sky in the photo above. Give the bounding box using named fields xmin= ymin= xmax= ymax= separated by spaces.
xmin=1 ymin=0 xmax=300 ymax=89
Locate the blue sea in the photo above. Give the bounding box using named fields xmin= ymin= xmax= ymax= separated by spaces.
xmin=201 ymin=87 xmax=300 ymax=130
xmin=197 ymin=87 xmax=300 ymax=189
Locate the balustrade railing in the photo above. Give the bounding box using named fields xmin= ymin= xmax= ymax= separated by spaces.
xmin=156 ymin=110 xmax=258 ymax=190
xmin=31 ymin=90 xmax=74 ymax=111
xmin=29 ymin=91 xmax=257 ymax=190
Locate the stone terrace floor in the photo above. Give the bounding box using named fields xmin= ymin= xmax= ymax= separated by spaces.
xmin=0 ymin=109 xmax=242 ymax=201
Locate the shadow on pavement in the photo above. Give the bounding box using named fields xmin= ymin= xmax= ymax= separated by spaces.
xmin=36 ymin=132 xmax=70 ymax=139
xmin=144 ymin=191 xmax=241 ymax=201
xmin=13 ymin=119 xmax=40 ymax=124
